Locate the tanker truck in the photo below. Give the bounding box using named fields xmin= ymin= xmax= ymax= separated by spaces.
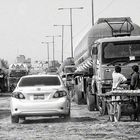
xmin=73 ymin=17 xmax=140 ymax=114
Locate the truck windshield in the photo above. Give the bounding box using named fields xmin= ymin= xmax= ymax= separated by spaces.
xmin=102 ymin=40 xmax=140 ymax=64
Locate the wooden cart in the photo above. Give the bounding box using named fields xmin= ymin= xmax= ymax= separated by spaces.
xmin=99 ymin=90 xmax=140 ymax=122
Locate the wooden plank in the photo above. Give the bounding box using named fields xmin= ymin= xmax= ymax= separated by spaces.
xmin=98 ymin=90 xmax=140 ymax=97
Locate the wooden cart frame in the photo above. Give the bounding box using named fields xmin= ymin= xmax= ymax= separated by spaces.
xmin=99 ymin=90 xmax=140 ymax=122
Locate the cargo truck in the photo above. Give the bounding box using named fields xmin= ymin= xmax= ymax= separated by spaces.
xmin=73 ymin=17 xmax=140 ymax=114
xmin=8 ymin=63 xmax=28 ymax=92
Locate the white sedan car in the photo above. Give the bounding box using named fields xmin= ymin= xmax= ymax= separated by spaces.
xmin=10 ymin=74 xmax=70 ymax=123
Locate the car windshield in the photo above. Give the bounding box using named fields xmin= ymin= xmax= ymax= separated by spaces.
xmin=102 ymin=40 xmax=140 ymax=64
xmin=18 ymin=76 xmax=61 ymax=87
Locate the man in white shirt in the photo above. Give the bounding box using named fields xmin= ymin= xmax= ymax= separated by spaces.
xmin=110 ymin=66 xmax=127 ymax=122
xmin=112 ymin=65 xmax=127 ymax=90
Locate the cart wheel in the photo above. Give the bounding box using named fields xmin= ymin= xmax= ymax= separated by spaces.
xmin=107 ymin=103 xmax=114 ymax=122
xmin=114 ymin=104 xmax=121 ymax=122
xmin=97 ymin=96 xmax=106 ymax=115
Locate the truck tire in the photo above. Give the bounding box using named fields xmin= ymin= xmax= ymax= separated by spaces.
xmin=63 ymin=108 xmax=71 ymax=120
xmin=74 ymin=90 xmax=82 ymax=105
xmin=87 ymin=94 xmax=96 ymax=111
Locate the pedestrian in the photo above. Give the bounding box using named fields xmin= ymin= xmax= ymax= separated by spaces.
xmin=0 ymin=69 xmax=5 ymax=92
xmin=110 ymin=65 xmax=127 ymax=122
xmin=130 ymin=65 xmax=140 ymax=90
xmin=112 ymin=65 xmax=127 ymax=90
xmin=130 ymin=65 xmax=140 ymax=120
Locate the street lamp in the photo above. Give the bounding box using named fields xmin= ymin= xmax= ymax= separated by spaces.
xmin=41 ymin=41 xmax=53 ymax=67
xmin=58 ymin=7 xmax=84 ymax=58
xmin=54 ymin=24 xmax=71 ymax=63
xmin=45 ymin=35 xmax=61 ymax=63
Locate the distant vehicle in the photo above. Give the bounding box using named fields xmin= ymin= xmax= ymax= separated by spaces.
xmin=47 ymin=66 xmax=58 ymax=74
xmin=0 ymin=59 xmax=9 ymax=93
xmin=8 ymin=63 xmax=28 ymax=92
xmin=10 ymin=74 xmax=71 ymax=123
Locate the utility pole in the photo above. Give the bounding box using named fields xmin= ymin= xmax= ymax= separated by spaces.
xmin=46 ymin=35 xmax=61 ymax=62
xmin=46 ymin=35 xmax=61 ymax=66
xmin=92 ymin=0 xmax=94 ymax=26
xmin=41 ymin=41 xmax=53 ymax=67
xmin=54 ymin=24 xmax=70 ymax=63
xmin=58 ymin=7 xmax=83 ymax=58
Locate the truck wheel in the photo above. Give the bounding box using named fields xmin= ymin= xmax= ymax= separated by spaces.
xmin=97 ymin=96 xmax=107 ymax=115
xmin=63 ymin=108 xmax=71 ymax=120
xmin=87 ymin=94 xmax=96 ymax=111
xmin=74 ymin=91 xmax=82 ymax=105
xmin=11 ymin=115 xmax=19 ymax=123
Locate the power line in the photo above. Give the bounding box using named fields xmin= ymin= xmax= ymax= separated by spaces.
xmin=60 ymin=0 xmax=116 ymax=59
xmin=73 ymin=22 xmax=91 ymax=38
xmin=95 ymin=0 xmax=115 ymax=17
xmin=73 ymin=0 xmax=116 ymax=39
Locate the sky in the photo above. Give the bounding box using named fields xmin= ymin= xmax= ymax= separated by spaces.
xmin=0 ymin=0 xmax=140 ymax=64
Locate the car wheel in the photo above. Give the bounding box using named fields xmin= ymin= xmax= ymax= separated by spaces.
xmin=11 ymin=115 xmax=19 ymax=123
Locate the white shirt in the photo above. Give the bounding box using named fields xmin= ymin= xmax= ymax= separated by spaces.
xmin=112 ymin=71 xmax=127 ymax=89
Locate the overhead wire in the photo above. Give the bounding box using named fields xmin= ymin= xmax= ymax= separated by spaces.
xmin=95 ymin=0 xmax=115 ymax=17
xmin=73 ymin=0 xmax=116 ymax=39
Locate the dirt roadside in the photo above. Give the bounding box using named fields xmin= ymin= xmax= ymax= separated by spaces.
xmin=0 ymin=93 xmax=140 ymax=140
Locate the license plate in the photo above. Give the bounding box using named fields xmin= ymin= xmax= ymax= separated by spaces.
xmin=34 ymin=94 xmax=44 ymax=100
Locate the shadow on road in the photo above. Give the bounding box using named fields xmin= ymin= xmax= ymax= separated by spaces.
xmin=0 ymin=109 xmax=11 ymax=119
xmin=0 ymin=92 xmax=11 ymax=98
xmin=22 ymin=116 xmax=98 ymax=124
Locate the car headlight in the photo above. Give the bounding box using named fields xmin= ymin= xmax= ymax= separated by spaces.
xmin=53 ymin=90 xmax=67 ymax=98
xmin=12 ymin=92 xmax=25 ymax=99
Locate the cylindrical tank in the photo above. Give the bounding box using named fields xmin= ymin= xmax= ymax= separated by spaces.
xmin=74 ymin=17 xmax=140 ymax=66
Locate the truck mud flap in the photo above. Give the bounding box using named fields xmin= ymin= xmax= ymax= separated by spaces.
xmin=74 ymin=90 xmax=83 ymax=105
xmin=87 ymin=94 xmax=97 ymax=111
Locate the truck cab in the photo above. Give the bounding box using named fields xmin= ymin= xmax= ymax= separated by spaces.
xmin=92 ymin=36 xmax=140 ymax=114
